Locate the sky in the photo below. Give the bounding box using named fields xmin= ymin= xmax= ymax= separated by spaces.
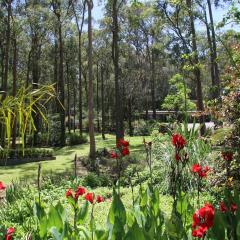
xmin=91 ymin=1 xmax=239 ymax=32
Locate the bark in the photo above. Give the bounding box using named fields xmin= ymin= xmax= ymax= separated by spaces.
xmin=151 ymin=48 xmax=156 ymax=119
xmin=1 ymin=0 xmax=11 ymax=147
xmin=0 ymin=42 xmax=4 ymax=87
xmin=73 ymin=82 xmax=76 ymax=132
xmin=32 ymin=36 xmax=40 ymax=146
xmin=207 ymin=0 xmax=220 ymax=98
xmin=128 ymin=98 xmax=133 ymax=136
xmin=96 ymin=63 xmax=100 ymax=132
xmin=66 ymin=61 xmax=71 ymax=133
xmin=53 ymin=38 xmax=58 ymax=113
xmin=72 ymin=0 xmax=86 ymax=137
xmin=145 ymin=37 xmax=155 ymax=120
xmin=2 ymin=0 xmax=11 ymax=97
xmin=87 ymin=0 xmax=96 ymax=162
xmin=112 ymin=0 xmax=124 ymax=142
xmin=58 ymin=16 xmax=65 ymax=146
xmin=12 ymin=38 xmax=17 ymax=149
xmin=26 ymin=49 xmax=32 ymax=88
xmin=186 ymin=0 xmax=206 ymax=135
xmin=101 ymin=65 xmax=105 ymax=140
xmin=203 ymin=8 xmax=215 ymax=92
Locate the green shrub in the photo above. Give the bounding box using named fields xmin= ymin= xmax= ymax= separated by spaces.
xmin=48 ymin=115 xmax=62 ymax=146
xmin=82 ymin=172 xmax=112 ymax=188
xmin=0 ymin=148 xmax=54 ymax=165
xmin=162 ymin=73 xmax=196 ymax=111
xmin=66 ymin=133 xmax=88 ymax=146
xmin=27 ymin=133 xmax=50 ymax=146
xmin=132 ymin=120 xmax=151 ymax=136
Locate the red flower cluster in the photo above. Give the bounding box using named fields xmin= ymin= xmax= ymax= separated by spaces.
xmin=220 ymin=201 xmax=238 ymax=214
xmin=5 ymin=227 xmax=14 ymax=240
xmin=111 ymin=139 xmax=130 ymax=158
xmin=192 ymin=164 xmax=210 ymax=178
xmin=111 ymin=152 xmax=119 ymax=159
xmin=172 ymin=134 xmax=186 ymax=150
xmin=0 ymin=181 xmax=6 ymax=190
xmin=222 ymin=151 xmax=233 ymax=161
xmin=85 ymin=192 xmax=104 ymax=204
xmin=66 ymin=187 xmax=104 ymax=205
xmin=117 ymin=139 xmax=129 ymax=148
xmin=192 ymin=203 xmax=215 ymax=238
xmin=66 ymin=186 xmax=86 ymax=201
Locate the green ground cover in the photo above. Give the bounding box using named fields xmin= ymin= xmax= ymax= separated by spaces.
xmin=0 ymin=134 xmax=151 ymax=184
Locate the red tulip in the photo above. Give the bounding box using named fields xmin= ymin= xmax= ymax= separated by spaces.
xmin=75 ymin=187 xmax=86 ymax=199
xmin=175 ymin=153 xmax=181 ymax=161
xmin=192 ymin=164 xmax=202 ymax=173
xmin=66 ymin=189 xmax=73 ymax=198
xmin=220 ymin=202 xmax=228 ymax=213
xmin=122 ymin=147 xmax=130 ymax=156
xmin=0 ymin=181 xmax=6 ymax=190
xmin=192 ymin=225 xmax=208 ymax=238
xmin=192 ymin=203 xmax=215 ymax=238
xmin=192 ymin=164 xmax=210 ymax=178
xmin=6 ymin=227 xmax=14 ymax=240
xmin=231 ymin=203 xmax=238 ymax=213
xmin=96 ymin=195 xmax=104 ymax=203
xmin=111 ymin=152 xmax=119 ymax=159
xmin=85 ymin=192 xmax=94 ymax=204
xmin=117 ymin=139 xmax=129 ymax=148
xmin=172 ymin=134 xmax=186 ymax=149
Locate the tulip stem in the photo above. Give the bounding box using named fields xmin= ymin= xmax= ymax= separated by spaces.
xmin=116 ymin=157 xmax=121 ymax=195
xmin=91 ymin=204 xmax=95 ymax=240
xmin=129 ymin=177 xmax=134 ymax=207
xmin=37 ymin=163 xmax=41 ymax=203
xmin=197 ymin=178 xmax=200 ymax=208
xmin=74 ymin=206 xmax=77 ymax=233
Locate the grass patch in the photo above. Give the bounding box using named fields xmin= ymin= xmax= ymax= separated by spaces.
xmin=0 ymin=134 xmax=151 ymax=184
xmin=211 ymin=127 xmax=232 ymax=145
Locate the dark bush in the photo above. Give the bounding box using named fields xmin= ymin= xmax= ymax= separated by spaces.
xmin=66 ymin=133 xmax=88 ymax=146
xmin=82 ymin=172 xmax=111 ymax=188
xmin=0 ymin=148 xmax=54 ymax=166
xmin=27 ymin=133 xmax=49 ymax=146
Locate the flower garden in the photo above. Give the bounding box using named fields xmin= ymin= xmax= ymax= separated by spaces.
xmin=0 ymin=1 xmax=240 ymax=239
xmin=0 ymin=127 xmax=239 ymax=240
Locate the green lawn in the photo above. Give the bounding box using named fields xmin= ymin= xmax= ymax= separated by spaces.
xmin=0 ymin=134 xmax=150 ymax=184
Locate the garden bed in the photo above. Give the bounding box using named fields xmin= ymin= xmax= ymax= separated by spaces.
xmin=0 ymin=148 xmax=55 ymax=166
xmin=0 ymin=156 xmax=56 ymax=166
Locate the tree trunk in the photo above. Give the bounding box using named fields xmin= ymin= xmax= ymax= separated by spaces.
xmin=1 ymin=0 xmax=11 ymax=147
xmin=53 ymin=38 xmax=58 ymax=113
xmin=128 ymin=98 xmax=133 ymax=136
xmin=96 ymin=63 xmax=100 ymax=132
xmin=101 ymin=65 xmax=105 ymax=140
xmin=203 ymin=8 xmax=215 ymax=95
xmin=66 ymin=61 xmax=71 ymax=133
xmin=73 ymin=82 xmax=76 ymax=132
xmin=87 ymin=0 xmax=96 ymax=162
xmin=187 ymin=0 xmax=205 ymax=135
xmin=12 ymin=38 xmax=17 ymax=149
xmin=151 ymin=48 xmax=156 ymax=120
xmin=112 ymin=0 xmax=124 ymax=142
xmin=32 ymin=37 xmax=40 ymax=146
xmin=0 ymin=42 xmax=4 ymax=87
xmin=58 ymin=17 xmax=65 ymax=146
xmin=26 ymin=49 xmax=32 ymax=88
xmin=72 ymin=1 xmax=86 ymax=137
xmin=207 ymin=0 xmax=220 ymax=98
xmin=2 ymin=0 xmax=11 ymax=97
